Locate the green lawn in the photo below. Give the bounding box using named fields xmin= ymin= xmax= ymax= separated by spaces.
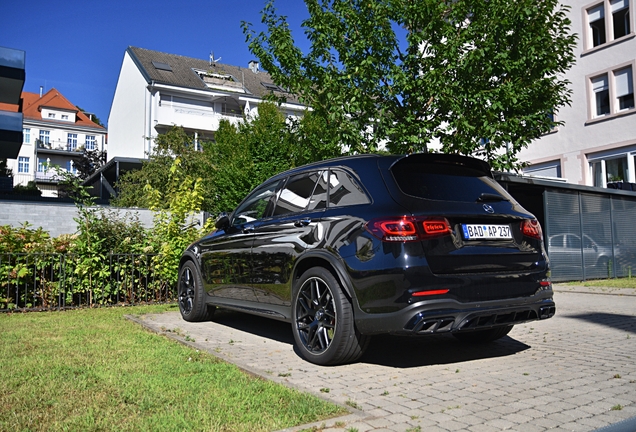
xmin=0 ymin=305 xmax=345 ymax=432
xmin=564 ymin=277 xmax=636 ymax=289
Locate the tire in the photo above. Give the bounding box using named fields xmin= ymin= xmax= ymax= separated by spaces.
xmin=291 ymin=267 xmax=369 ymax=366
xmin=596 ymin=257 xmax=610 ymax=276
xmin=178 ymin=260 xmax=215 ymax=322
xmin=453 ymin=325 xmax=513 ymax=343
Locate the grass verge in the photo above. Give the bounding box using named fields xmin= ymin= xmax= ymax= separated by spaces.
xmin=564 ymin=277 xmax=636 ymax=289
xmin=0 ymin=304 xmax=345 ymax=431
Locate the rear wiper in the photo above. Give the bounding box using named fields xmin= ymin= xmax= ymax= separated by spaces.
xmin=477 ymin=193 xmax=509 ymax=202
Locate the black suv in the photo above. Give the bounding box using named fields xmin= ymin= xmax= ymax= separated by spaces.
xmin=178 ymin=154 xmax=555 ymax=365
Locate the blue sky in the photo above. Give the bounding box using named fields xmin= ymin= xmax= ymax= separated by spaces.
xmin=1 ymin=0 xmax=310 ymax=127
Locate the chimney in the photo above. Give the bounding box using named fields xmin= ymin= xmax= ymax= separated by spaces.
xmin=248 ymin=60 xmax=259 ymax=74
xmin=39 ymin=86 xmax=43 ymax=97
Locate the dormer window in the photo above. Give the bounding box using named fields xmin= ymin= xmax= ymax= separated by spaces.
xmin=193 ymin=69 xmax=244 ymax=92
xmin=152 ymin=61 xmax=173 ymax=72
xmin=262 ymin=82 xmax=281 ymax=91
xmin=48 ymin=113 xmax=56 ymax=119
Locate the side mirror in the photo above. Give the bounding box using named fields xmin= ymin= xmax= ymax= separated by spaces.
xmin=215 ymin=212 xmax=230 ymax=230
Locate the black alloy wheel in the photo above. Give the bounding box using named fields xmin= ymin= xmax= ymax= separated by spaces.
xmin=178 ymin=261 xmax=214 ymax=322
xmin=292 ymin=267 xmax=368 ymax=365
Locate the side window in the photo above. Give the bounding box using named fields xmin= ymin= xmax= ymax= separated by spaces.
xmin=273 ymin=172 xmax=322 ymax=217
xmin=549 ymin=235 xmax=563 ymax=248
xmin=328 ymin=169 xmax=370 ymax=207
xmin=567 ymin=235 xmax=582 ymax=249
xmin=309 ymin=172 xmax=328 ymax=210
xmin=232 ymin=181 xmax=279 ymax=227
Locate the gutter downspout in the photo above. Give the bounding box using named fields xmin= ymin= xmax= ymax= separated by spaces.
xmin=142 ymin=80 xmax=155 ymax=158
xmin=147 ymin=81 xmax=155 ymax=156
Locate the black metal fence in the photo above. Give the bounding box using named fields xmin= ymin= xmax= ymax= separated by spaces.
xmin=545 ymin=190 xmax=636 ymax=281
xmin=0 ymin=253 xmax=175 ymax=312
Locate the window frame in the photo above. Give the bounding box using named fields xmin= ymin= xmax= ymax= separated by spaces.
xmin=39 ymin=130 xmax=50 ymax=145
xmin=523 ymin=160 xmax=563 ymax=178
xmin=67 ymin=133 xmax=78 ymax=151
xmin=18 ymin=156 xmax=30 ymax=173
xmin=587 ymin=145 xmax=636 ymax=187
xmin=66 ymin=160 xmax=77 ymax=175
xmin=85 ymin=135 xmax=96 ymax=150
xmin=582 ymin=0 xmax=634 ymax=53
xmin=37 ymin=158 xmax=48 ymax=173
xmin=586 ymin=60 xmax=636 ymax=123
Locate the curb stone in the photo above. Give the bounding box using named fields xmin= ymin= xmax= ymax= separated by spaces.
xmin=553 ymin=284 xmax=636 ymax=296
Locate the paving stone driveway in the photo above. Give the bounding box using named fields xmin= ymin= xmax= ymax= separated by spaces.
xmin=130 ymin=287 xmax=636 ymax=432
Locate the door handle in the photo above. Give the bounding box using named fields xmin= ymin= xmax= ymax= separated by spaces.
xmin=242 ymin=224 xmax=255 ymax=234
xmin=294 ymin=218 xmax=311 ymax=227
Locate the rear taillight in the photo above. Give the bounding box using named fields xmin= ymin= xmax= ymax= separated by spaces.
xmin=367 ymin=217 xmax=451 ymax=242
xmin=521 ymin=219 xmax=542 ymax=239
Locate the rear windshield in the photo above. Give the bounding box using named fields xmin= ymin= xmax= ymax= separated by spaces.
xmin=391 ymin=162 xmax=509 ymax=202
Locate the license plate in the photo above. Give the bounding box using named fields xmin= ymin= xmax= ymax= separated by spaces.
xmin=462 ymin=224 xmax=511 ymax=240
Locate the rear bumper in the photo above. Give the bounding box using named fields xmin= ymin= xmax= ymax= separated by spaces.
xmin=354 ymin=291 xmax=555 ymax=335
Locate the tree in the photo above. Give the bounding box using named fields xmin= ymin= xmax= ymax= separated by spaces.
xmin=76 ymin=106 xmax=104 ymax=127
xmin=113 ymin=102 xmax=343 ymax=214
xmin=207 ymin=101 xmax=338 ymax=213
xmin=242 ymin=0 xmax=577 ymax=170
xmin=72 ymin=149 xmax=107 ymax=180
xmin=146 ymin=157 xmax=212 ymax=288
xmin=112 ymin=126 xmax=213 ymax=210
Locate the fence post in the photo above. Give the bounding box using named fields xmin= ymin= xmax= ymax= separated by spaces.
xmin=578 ymin=193 xmax=586 ymax=281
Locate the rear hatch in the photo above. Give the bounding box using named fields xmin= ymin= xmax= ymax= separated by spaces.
xmin=382 ymin=154 xmax=546 ymax=276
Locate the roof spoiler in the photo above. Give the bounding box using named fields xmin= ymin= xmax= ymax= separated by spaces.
xmin=390 ymin=153 xmax=493 ymax=178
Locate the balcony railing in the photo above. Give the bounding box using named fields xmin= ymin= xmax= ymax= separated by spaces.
xmin=12 ymin=173 xmax=33 ymax=186
xmin=36 ymin=139 xmax=85 ymax=153
xmin=34 ymin=171 xmax=63 ymax=182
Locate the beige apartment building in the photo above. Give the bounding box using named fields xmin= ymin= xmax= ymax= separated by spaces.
xmin=520 ymin=0 xmax=635 ymax=189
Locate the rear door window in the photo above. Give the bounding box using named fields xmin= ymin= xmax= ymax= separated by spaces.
xmin=273 ymin=171 xmax=322 ymax=216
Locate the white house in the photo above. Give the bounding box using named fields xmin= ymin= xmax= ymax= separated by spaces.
xmin=520 ymin=0 xmax=636 ymax=188
xmin=107 ymin=46 xmax=307 ymax=162
xmin=8 ymin=88 xmax=106 ymax=197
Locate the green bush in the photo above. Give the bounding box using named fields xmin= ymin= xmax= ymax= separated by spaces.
xmin=12 ymin=181 xmax=42 ymax=196
xmin=1 ymin=159 xmax=211 ymax=310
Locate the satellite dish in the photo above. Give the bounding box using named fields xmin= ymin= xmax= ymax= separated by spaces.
xmin=210 ymin=51 xmax=222 ymax=65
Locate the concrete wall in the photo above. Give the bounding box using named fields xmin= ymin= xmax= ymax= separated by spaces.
xmin=0 ymin=200 xmax=206 ymax=238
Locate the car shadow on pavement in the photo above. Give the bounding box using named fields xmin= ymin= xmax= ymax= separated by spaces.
xmin=210 ymin=309 xmax=531 ymax=367
xmin=212 ymin=309 xmax=296 ymax=344
xmin=359 ymin=334 xmax=531 ymax=368
xmin=562 ymin=312 xmax=636 ymax=334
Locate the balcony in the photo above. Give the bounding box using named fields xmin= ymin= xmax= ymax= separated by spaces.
xmin=0 ymin=47 xmax=25 ymax=159
xmin=154 ymin=103 xmax=243 ymax=132
xmin=36 ymin=139 xmax=86 ymax=155
xmin=0 ymin=110 xmax=23 ymax=159
xmin=0 ymin=46 xmax=25 ymax=105
xmin=34 ymin=171 xmax=64 ymax=183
